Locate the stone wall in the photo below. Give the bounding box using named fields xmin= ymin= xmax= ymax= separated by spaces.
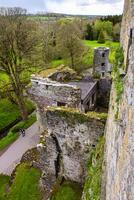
xmin=120 ymin=0 xmax=134 ymax=66
xmin=37 ymin=108 xmax=106 ymax=195
xmin=104 ymin=1 xmax=134 ymax=198
xmin=29 ymin=76 xmax=81 ymax=109
xmin=28 ymin=76 xmax=81 ymax=130
xmin=93 ymin=47 xmax=111 ymax=76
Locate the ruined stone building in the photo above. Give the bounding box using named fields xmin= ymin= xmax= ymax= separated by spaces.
xmin=27 ymin=46 xmax=111 ymax=197
xmin=29 ymin=46 xmax=112 ymax=117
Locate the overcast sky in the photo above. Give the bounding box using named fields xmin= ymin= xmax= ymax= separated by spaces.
xmin=0 ymin=0 xmax=124 ymax=15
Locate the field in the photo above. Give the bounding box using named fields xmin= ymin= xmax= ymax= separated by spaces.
xmin=83 ymin=40 xmax=119 ymax=48
xmin=0 ymin=163 xmax=42 ymax=200
xmin=50 ymin=40 xmax=119 ymax=70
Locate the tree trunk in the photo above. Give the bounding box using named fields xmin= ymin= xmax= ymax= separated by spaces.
xmin=17 ymin=94 xmax=28 ymax=120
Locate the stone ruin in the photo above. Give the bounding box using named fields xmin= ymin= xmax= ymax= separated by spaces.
xmin=93 ymin=47 xmax=112 ymax=78
xmin=27 ymin=48 xmax=112 ymax=198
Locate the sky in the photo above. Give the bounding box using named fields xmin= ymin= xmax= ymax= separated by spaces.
xmin=0 ymin=0 xmax=124 ymax=15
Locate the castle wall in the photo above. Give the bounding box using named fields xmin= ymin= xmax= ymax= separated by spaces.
xmin=37 ymin=108 xmax=106 ymax=193
xmin=104 ymin=1 xmax=134 ymax=199
xmin=29 ymin=76 xmax=81 ymax=108
xmin=120 ymin=0 xmax=134 ymax=66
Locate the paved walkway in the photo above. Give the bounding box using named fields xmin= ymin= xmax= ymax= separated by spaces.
xmin=0 ymin=122 xmax=40 ymax=175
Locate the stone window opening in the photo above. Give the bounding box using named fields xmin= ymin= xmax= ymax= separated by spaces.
xmin=102 ymin=53 xmax=105 ymax=57
xmin=130 ymin=28 xmax=133 ymax=40
xmin=101 ymin=72 xmax=105 ymax=77
xmin=46 ymin=85 xmax=48 ymax=90
xmin=101 ymin=63 xmax=105 ymax=66
xmin=57 ymin=102 xmax=66 ymax=107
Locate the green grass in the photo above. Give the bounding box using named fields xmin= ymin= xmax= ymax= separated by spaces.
xmin=51 ymin=59 xmax=65 ymax=68
xmin=0 ymin=163 xmax=42 ymax=200
xmin=83 ymin=40 xmax=119 ymax=48
xmin=0 ymin=98 xmax=35 ymax=132
xmin=51 ymin=181 xmax=82 ymax=200
xmin=83 ymin=137 xmax=105 ymax=200
xmin=83 ymin=40 xmax=119 ymax=66
xmin=0 ymin=175 xmax=10 ymax=200
xmin=0 ymin=99 xmax=20 ymax=131
xmin=0 ymin=114 xmax=36 ymax=151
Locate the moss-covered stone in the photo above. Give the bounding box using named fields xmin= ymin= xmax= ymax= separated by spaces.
xmin=39 ymin=65 xmax=76 ymax=79
xmin=82 ymin=136 xmax=105 ymax=200
xmin=47 ymin=107 xmax=107 ymax=124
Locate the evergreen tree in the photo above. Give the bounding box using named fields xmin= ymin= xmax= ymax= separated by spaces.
xmin=98 ymin=30 xmax=105 ymax=44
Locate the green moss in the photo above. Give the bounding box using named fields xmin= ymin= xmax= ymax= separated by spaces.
xmin=39 ymin=65 xmax=76 ymax=79
xmin=39 ymin=130 xmax=48 ymax=145
xmin=83 ymin=137 xmax=105 ymax=200
xmin=112 ymin=47 xmax=124 ymax=119
xmin=51 ymin=181 xmax=82 ymax=200
xmin=47 ymin=107 xmax=107 ymax=124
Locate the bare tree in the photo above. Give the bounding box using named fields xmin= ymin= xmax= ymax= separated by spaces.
xmin=0 ymin=7 xmax=38 ymax=119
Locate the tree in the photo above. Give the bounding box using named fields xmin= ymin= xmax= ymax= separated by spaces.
xmin=85 ymin=24 xmax=94 ymax=40
xmin=0 ymin=7 xmax=38 ymax=119
xmin=113 ymin=23 xmax=121 ymax=42
xmin=98 ymin=30 xmax=105 ymax=44
xmin=93 ymin=19 xmax=113 ymax=40
xmin=57 ymin=21 xmax=85 ymax=69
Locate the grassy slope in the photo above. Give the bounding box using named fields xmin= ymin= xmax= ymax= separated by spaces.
xmin=0 ymin=99 xmax=35 ymax=132
xmin=0 ymin=114 xmax=36 ymax=151
xmin=0 ymin=163 xmax=42 ymax=200
xmin=51 ymin=181 xmax=82 ymax=200
xmin=0 ymin=175 xmax=10 ymax=200
xmin=0 ymin=99 xmax=20 ymax=131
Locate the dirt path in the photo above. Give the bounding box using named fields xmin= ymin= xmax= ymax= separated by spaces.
xmin=0 ymin=122 xmax=40 ymax=175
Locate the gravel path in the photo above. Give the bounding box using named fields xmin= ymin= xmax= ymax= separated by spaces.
xmin=0 ymin=122 xmax=40 ymax=175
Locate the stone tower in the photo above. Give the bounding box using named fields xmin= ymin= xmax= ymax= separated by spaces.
xmin=93 ymin=47 xmax=111 ymax=77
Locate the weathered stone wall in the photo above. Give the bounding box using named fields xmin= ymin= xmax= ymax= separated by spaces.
xmin=104 ymin=1 xmax=134 ymax=198
xmin=93 ymin=47 xmax=111 ymax=76
xmin=120 ymin=0 xmax=134 ymax=66
xmin=29 ymin=76 xmax=81 ymax=108
xmin=37 ymin=108 xmax=106 ymax=195
xmin=28 ymin=76 xmax=81 ymax=130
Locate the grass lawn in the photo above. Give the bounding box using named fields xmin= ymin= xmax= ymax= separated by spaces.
xmin=51 ymin=181 xmax=82 ymax=200
xmin=0 ymin=99 xmax=35 ymax=132
xmin=0 ymin=114 xmax=36 ymax=151
xmin=0 ymin=174 xmax=10 ymax=200
xmin=0 ymin=163 xmax=42 ymax=200
xmin=0 ymin=99 xmax=20 ymax=131
xmin=83 ymin=40 xmax=119 ymax=48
